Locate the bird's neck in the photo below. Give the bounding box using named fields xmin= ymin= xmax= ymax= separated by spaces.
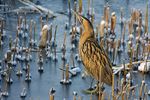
xmin=83 ymin=24 xmax=93 ymax=33
xmin=79 ymin=31 xmax=94 ymax=47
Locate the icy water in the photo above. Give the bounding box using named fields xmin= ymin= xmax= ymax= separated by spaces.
xmin=0 ymin=0 xmax=150 ymax=100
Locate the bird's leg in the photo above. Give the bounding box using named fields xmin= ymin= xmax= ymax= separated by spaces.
xmin=89 ymin=78 xmax=94 ymax=90
xmin=99 ymin=82 xmax=105 ymax=92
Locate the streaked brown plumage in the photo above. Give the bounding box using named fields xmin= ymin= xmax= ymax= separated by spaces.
xmin=74 ymin=11 xmax=113 ymax=86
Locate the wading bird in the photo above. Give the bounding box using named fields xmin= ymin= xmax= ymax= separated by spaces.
xmin=73 ymin=11 xmax=113 ymax=93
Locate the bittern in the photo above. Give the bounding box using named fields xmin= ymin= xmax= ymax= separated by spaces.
xmin=73 ymin=11 xmax=113 ymax=93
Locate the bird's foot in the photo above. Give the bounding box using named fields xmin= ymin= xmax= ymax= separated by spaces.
xmin=82 ymin=84 xmax=105 ymax=94
xmin=82 ymin=86 xmax=99 ymax=94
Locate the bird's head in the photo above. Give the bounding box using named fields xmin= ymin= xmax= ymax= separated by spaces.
xmin=72 ymin=10 xmax=94 ymax=34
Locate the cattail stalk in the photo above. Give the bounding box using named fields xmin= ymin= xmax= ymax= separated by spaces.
xmin=144 ymin=2 xmax=148 ymax=34
xmin=71 ymin=52 xmax=75 ymax=68
xmin=122 ymin=21 xmax=126 ymax=43
xmin=68 ymin=0 xmax=71 ymax=14
xmin=54 ymin=25 xmax=57 ymax=59
xmin=105 ymin=6 xmax=109 ymax=30
xmin=18 ymin=16 xmax=21 ymax=32
xmin=49 ymin=94 xmax=54 ymax=100
xmin=61 ymin=62 xmax=65 ymax=80
xmin=33 ymin=21 xmax=36 ymax=42
xmin=135 ymin=40 xmax=139 ymax=60
xmin=88 ymin=0 xmax=90 ymax=15
xmin=24 ymin=12 xmax=27 ymax=30
xmin=101 ymin=92 xmax=105 ymax=100
xmin=112 ymin=74 xmax=115 ymax=100
xmin=17 ymin=61 xmax=21 ymax=72
xmin=90 ymin=93 xmax=93 ymax=100
xmin=66 ymin=64 xmax=69 ymax=81
xmin=78 ymin=0 xmax=82 ymax=13
xmin=143 ymin=84 xmax=148 ymax=100
xmin=0 ymin=22 xmax=1 ymax=45
xmin=73 ymin=94 xmax=76 ymax=100
xmin=128 ymin=47 xmax=133 ymax=69
xmin=49 ymin=24 xmax=52 ymax=43
xmin=123 ymin=61 xmax=126 ymax=85
xmin=121 ymin=91 xmax=125 ymax=100
xmin=108 ymin=94 xmax=111 ymax=100
xmin=74 ymin=1 xmax=77 ymax=25
xmin=46 ymin=14 xmax=48 ymax=24
xmin=95 ymin=25 xmax=98 ymax=39
xmin=62 ymin=31 xmax=66 ymax=59
xmin=137 ymin=17 xmax=142 ymax=37
xmin=112 ymin=41 xmax=116 ymax=65
xmin=139 ymin=80 xmax=145 ymax=99
xmin=99 ymin=19 xmax=105 ymax=45
xmin=1 ymin=19 xmax=3 ymax=35
xmin=91 ymin=0 xmax=94 ymax=24
xmin=78 ymin=96 xmax=82 ymax=100
xmin=120 ymin=8 xmax=123 ymax=21
xmin=99 ymin=16 xmax=105 ymax=39
xmin=104 ymin=6 xmax=107 ymax=21
xmin=29 ymin=20 xmax=33 ymax=42
xmin=4 ymin=76 xmax=8 ymax=94
xmin=27 ymin=64 xmax=30 ymax=79
xmin=63 ymin=32 xmax=66 ymax=47
xmin=128 ymin=18 xmax=133 ymax=35
xmin=40 ymin=16 xmax=43 ymax=30
xmin=9 ymin=36 xmax=12 ymax=50
xmin=111 ymin=12 xmax=116 ymax=34
xmin=118 ymin=72 xmax=121 ymax=94
xmin=12 ymin=31 xmax=18 ymax=61
xmin=98 ymin=59 xmax=102 ymax=100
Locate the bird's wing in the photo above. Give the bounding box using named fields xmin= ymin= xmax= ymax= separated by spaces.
xmin=81 ymin=38 xmax=112 ymax=85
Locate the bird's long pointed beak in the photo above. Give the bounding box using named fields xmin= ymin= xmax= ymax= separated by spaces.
xmin=71 ymin=9 xmax=82 ymax=24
